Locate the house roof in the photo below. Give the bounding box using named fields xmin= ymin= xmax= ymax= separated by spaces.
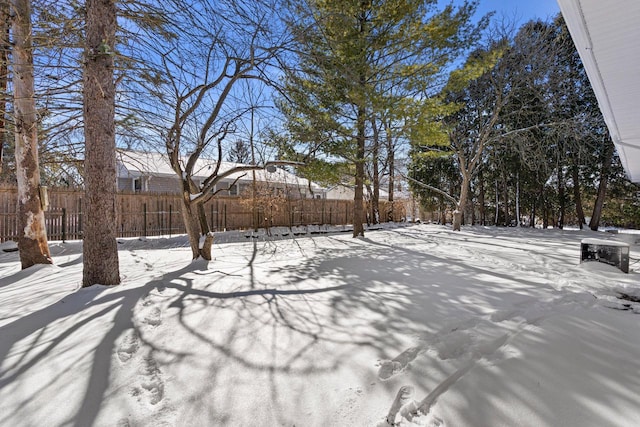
xmin=116 ymin=150 xmax=324 ymax=191
xmin=557 ymin=0 xmax=640 ymax=182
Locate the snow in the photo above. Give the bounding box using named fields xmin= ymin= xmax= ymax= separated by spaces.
xmin=581 ymin=238 xmax=630 ymax=247
xmin=1 ymin=224 xmax=640 ymax=426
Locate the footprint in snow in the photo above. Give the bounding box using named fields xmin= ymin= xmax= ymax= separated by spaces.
xmin=378 ymin=347 xmax=421 ymax=380
xmin=117 ymin=329 xmax=139 ymax=363
xmin=386 ymin=385 xmax=414 ymax=425
xmin=136 ymin=356 xmax=165 ymax=405
xmin=142 ymin=307 xmax=162 ymax=327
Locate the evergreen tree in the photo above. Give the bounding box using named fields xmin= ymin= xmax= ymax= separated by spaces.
xmin=280 ymin=0 xmax=484 ymax=237
xmin=82 ymin=0 xmax=120 ymax=286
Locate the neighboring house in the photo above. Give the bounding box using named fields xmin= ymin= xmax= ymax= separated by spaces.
xmin=324 ymin=184 xmax=391 ymax=201
xmin=116 ymin=150 xmax=327 ymax=199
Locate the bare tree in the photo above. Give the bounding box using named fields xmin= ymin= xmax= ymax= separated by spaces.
xmin=11 ymin=0 xmax=52 ymax=268
xmin=82 ymin=0 xmax=120 ymax=286
xmin=131 ymin=0 xmax=293 ymax=260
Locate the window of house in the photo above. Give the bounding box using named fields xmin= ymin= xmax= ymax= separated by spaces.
xmin=133 ymin=178 xmax=142 ymax=192
xmin=229 ymin=184 xmax=238 ymax=196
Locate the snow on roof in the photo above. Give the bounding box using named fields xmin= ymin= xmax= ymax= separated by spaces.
xmin=116 ymin=149 xmax=323 ymax=190
xmin=557 ymin=0 xmax=640 ymax=182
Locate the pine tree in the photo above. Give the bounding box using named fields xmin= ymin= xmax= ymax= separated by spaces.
xmin=280 ymin=0 xmax=484 ymax=237
xmin=82 ymin=0 xmax=120 ymax=286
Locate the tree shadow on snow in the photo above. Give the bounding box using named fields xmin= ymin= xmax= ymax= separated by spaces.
xmin=1 ymin=226 xmax=639 ymax=426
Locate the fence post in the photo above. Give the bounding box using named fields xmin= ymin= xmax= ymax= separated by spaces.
xmin=143 ymin=203 xmax=147 ymax=237
xmin=216 ymin=200 xmax=220 ymax=230
xmin=223 ymin=203 xmax=227 ymax=231
xmin=78 ymin=198 xmax=83 ymax=237
xmin=169 ymin=204 xmax=172 ymax=237
xmin=62 ymin=208 xmax=67 ymax=242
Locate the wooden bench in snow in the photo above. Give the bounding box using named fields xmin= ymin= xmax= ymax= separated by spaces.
xmin=580 ymin=238 xmax=630 ymax=273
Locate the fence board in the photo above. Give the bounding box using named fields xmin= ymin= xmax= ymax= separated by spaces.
xmin=0 ymin=187 xmax=407 ymax=242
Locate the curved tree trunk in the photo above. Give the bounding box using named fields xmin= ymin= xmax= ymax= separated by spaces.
xmin=589 ymin=138 xmax=615 ymax=231
xmin=182 ymin=194 xmax=214 ymax=261
xmin=12 ymin=0 xmax=52 ymax=269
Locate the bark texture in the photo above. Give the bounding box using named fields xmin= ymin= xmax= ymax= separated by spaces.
xmin=82 ymin=0 xmax=120 ymax=286
xmin=1 ymin=1 xmax=9 ymax=172
xmin=11 ymin=0 xmax=52 ymax=269
xmin=589 ymin=139 xmax=615 ymax=231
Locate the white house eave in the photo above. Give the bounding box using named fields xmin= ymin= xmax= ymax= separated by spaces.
xmin=557 ymin=0 xmax=640 ymax=183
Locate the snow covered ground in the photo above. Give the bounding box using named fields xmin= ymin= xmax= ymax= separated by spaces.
xmin=1 ymin=223 xmax=639 ymax=427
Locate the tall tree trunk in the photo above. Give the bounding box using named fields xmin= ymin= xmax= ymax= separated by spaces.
xmin=494 ymin=180 xmax=499 ymax=226
xmin=353 ymin=105 xmax=366 ymax=237
xmin=571 ymin=162 xmax=586 ymax=228
xmin=453 ymin=173 xmax=470 ymax=231
xmin=557 ymin=166 xmax=566 ymax=229
xmin=386 ymin=122 xmax=394 ymax=222
xmin=82 ymin=0 xmax=120 ymax=286
xmin=530 ymin=201 xmax=536 ymax=227
xmin=352 ymin=8 xmax=367 ymax=238
xmin=478 ymin=169 xmax=485 ymax=225
xmin=542 ymin=189 xmax=549 ymax=229
xmin=0 ymin=2 xmax=9 ymax=173
xmin=589 ymin=138 xmax=615 ymax=231
xmin=464 ymin=178 xmax=473 ymax=225
xmin=502 ymin=170 xmax=509 ymax=226
xmin=370 ymin=118 xmax=380 ymax=224
xmin=515 ymin=173 xmax=521 ymax=227
xmin=11 ymin=0 xmax=52 ymax=269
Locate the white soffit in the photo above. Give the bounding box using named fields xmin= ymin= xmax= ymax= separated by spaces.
xmin=557 ymin=0 xmax=640 ymax=182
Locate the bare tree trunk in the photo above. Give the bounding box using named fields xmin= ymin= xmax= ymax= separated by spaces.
xmin=82 ymin=0 xmax=120 ymax=286
xmin=494 ymin=180 xmax=499 ymax=226
xmin=478 ymin=169 xmax=485 ymax=225
xmin=370 ymin=118 xmax=380 ymax=224
xmin=542 ymin=191 xmax=549 ymax=229
xmin=353 ymin=105 xmax=366 ymax=237
xmin=453 ymin=173 xmax=470 ymax=231
xmin=589 ymin=138 xmax=615 ymax=231
xmin=386 ymin=122 xmax=394 ymax=222
xmin=465 ymin=179 xmax=473 ymax=225
xmin=572 ymin=162 xmax=586 ymax=229
xmin=502 ymin=170 xmax=509 ymax=226
xmin=0 ymin=2 xmax=9 ymax=173
xmin=182 ymin=194 xmax=213 ymax=260
xmin=183 ymin=197 xmax=201 ymax=258
xmin=11 ymin=0 xmax=52 ymax=269
xmin=515 ymin=173 xmax=521 ymax=227
xmin=530 ymin=201 xmax=536 ymax=227
xmin=557 ymin=165 xmax=566 ymax=229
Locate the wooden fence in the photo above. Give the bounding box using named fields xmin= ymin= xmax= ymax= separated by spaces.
xmin=0 ymin=187 xmax=406 ymax=242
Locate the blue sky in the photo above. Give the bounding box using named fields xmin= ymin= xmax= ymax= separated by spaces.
xmin=451 ymin=0 xmax=561 ymax=24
